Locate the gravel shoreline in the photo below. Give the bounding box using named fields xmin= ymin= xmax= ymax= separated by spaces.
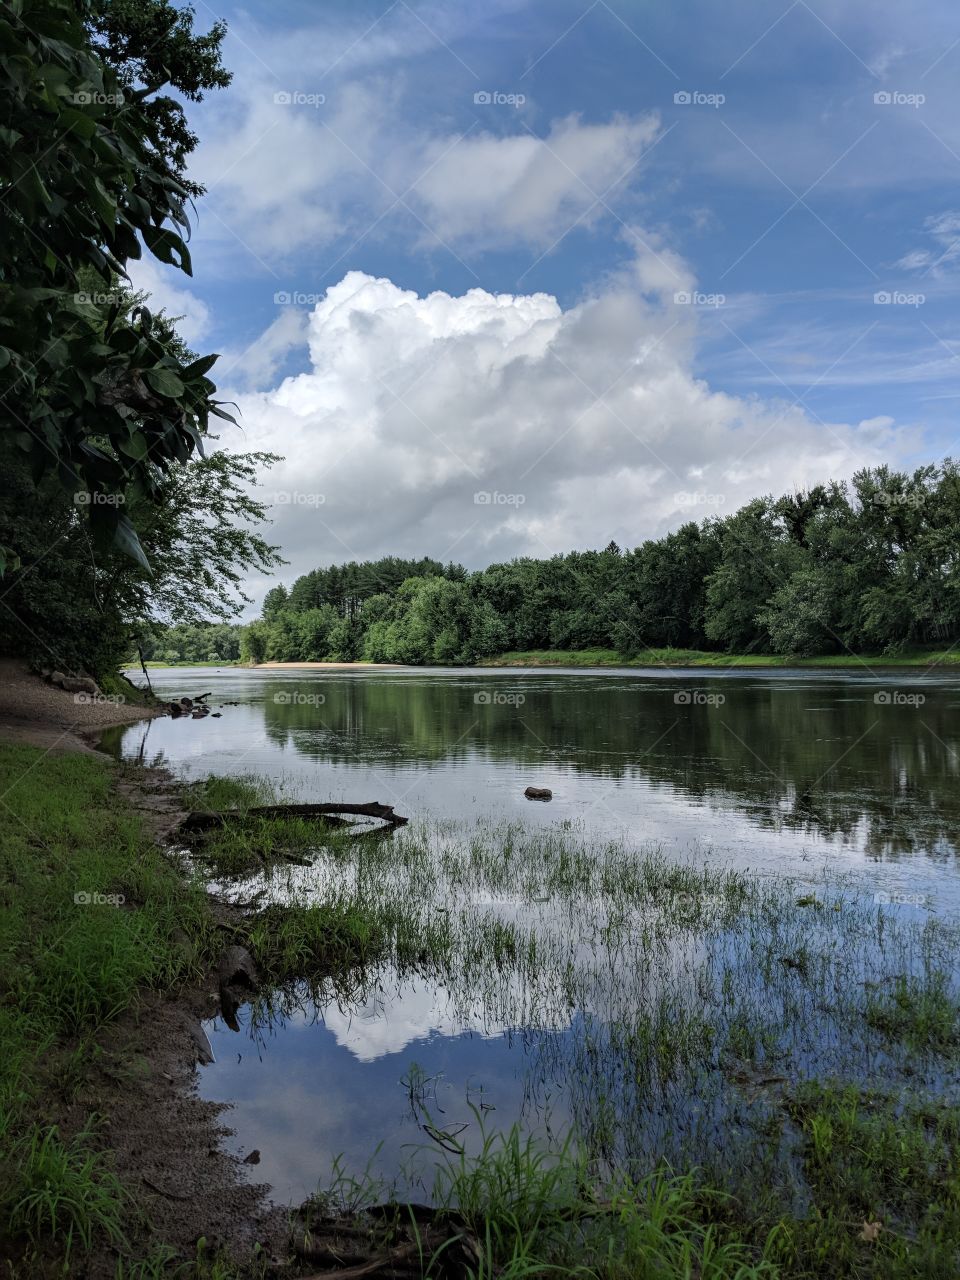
xmin=0 ymin=658 xmax=159 ymax=752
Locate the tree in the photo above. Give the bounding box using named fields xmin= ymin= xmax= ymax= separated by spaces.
xmin=704 ymin=500 xmax=798 ymax=652
xmin=263 ymin=585 xmax=290 ymax=620
xmin=0 ymin=0 xmax=234 ymax=570
xmin=0 ymin=451 xmax=282 ymax=677
xmin=85 ymin=0 xmax=231 ymax=197
xmin=240 ymin=622 xmax=269 ymax=665
xmin=756 ymin=567 xmax=837 ymax=656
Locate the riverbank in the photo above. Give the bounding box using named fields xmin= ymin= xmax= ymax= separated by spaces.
xmin=485 ymin=645 xmax=960 ymax=669
xmin=147 ymin=646 xmax=960 ymax=674
xmin=0 ymin=658 xmax=161 ymax=752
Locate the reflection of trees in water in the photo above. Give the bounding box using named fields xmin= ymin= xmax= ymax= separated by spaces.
xmin=260 ymin=679 xmax=960 ymax=857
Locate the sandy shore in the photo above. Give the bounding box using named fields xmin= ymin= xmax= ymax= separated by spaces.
xmin=0 ymin=658 xmax=159 ymax=752
xmin=255 ymin=660 xmax=407 ymax=669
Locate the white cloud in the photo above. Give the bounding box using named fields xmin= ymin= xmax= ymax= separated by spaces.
xmin=217 ymin=307 xmax=310 ymax=393
xmin=412 ymin=113 xmax=661 ymax=247
xmin=125 ymin=257 xmax=212 ymax=345
xmin=896 ymin=211 xmax=960 ymax=275
xmin=192 ymin=61 xmax=660 ymax=259
xmin=321 ymin=979 xmax=499 ymax=1062
xmin=225 ymin=257 xmax=902 ymax=593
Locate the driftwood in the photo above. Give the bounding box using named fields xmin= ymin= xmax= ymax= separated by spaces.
xmin=298 ymin=1229 xmax=481 ymax=1280
xmin=217 ymin=945 xmax=258 ymax=1033
xmin=180 ymin=802 xmax=408 ymax=832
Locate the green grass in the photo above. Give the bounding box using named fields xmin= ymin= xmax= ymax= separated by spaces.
xmin=305 ymin=1093 xmax=960 ymax=1278
xmin=5 ymin=1124 xmax=127 ymax=1262
xmin=864 ymin=973 xmax=960 ymax=1052
xmin=0 ymin=746 xmax=221 ymax=1271
xmin=485 ymin=645 xmax=960 ymax=669
xmin=781 ymin=1082 xmax=960 ymax=1276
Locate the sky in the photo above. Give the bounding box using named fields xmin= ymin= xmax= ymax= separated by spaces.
xmin=132 ymin=0 xmax=960 ymax=605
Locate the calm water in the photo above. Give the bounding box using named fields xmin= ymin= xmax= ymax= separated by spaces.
xmin=109 ymin=665 xmax=960 ymax=1202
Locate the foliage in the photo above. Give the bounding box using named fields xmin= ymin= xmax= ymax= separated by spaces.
xmin=0 ymin=0 xmax=232 ymax=567
xmin=244 ymin=459 xmax=960 ymax=664
xmin=0 ymin=449 xmax=282 ymax=677
xmin=85 ymin=0 xmax=231 ymax=197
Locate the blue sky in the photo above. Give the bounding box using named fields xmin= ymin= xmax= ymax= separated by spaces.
xmin=135 ymin=0 xmax=960 ymax=591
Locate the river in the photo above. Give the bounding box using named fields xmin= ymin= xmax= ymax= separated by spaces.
xmin=106 ymin=664 xmax=960 ymax=1203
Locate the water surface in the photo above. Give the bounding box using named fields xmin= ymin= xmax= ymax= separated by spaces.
xmin=110 ymin=665 xmax=960 ymax=1202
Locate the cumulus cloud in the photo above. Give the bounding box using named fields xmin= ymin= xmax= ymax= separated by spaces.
xmin=225 ymin=257 xmax=901 ymax=596
xmin=217 ymin=307 xmax=310 ymax=393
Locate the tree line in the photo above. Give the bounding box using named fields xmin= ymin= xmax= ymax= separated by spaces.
xmin=239 ymin=460 xmax=960 ymax=664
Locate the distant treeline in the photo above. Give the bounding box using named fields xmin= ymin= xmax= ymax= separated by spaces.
xmin=137 ymin=623 xmax=244 ymax=665
xmin=238 ymin=462 xmax=960 ymax=664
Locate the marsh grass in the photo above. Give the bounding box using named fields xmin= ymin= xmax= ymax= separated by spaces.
xmin=864 ymin=972 xmax=960 ymax=1052
xmin=223 ymin=812 xmax=960 ymax=1276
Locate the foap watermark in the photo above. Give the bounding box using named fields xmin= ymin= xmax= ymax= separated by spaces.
xmin=873 ymin=690 xmax=925 ymax=706
xmin=874 ymin=290 xmax=925 ymax=307
xmin=72 ymin=90 xmax=124 ymax=105
xmin=872 ymin=490 xmax=924 ymax=509
xmin=873 ymin=90 xmax=925 ymax=108
xmin=474 ymin=90 xmax=526 ymax=107
xmin=74 ymin=491 xmax=124 ymax=506
xmin=273 ymin=691 xmax=326 ymax=706
xmin=267 ymin=490 xmax=325 ymax=507
xmin=674 ymin=689 xmax=726 ymax=706
xmin=274 ymin=90 xmax=325 ymax=107
xmin=474 ymin=690 xmax=525 ymax=707
xmin=674 ymin=90 xmax=725 ymax=108
xmin=874 ymin=891 xmax=929 ymax=907
xmin=75 ymin=290 xmax=122 ymax=306
xmin=674 ymin=290 xmax=725 ymax=308
xmin=675 ymin=491 xmax=725 ymax=508
xmin=474 ymin=491 xmax=525 ymax=506
xmin=74 ymin=891 xmax=125 ymax=906
xmin=274 ymin=290 xmax=324 ymax=305
xmin=73 ymin=692 xmax=126 ymax=706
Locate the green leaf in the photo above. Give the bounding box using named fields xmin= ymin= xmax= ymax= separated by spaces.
xmin=183 ymin=353 xmax=219 ymax=379
xmin=142 ymin=367 xmax=184 ymax=398
xmin=112 ymin=513 xmax=151 ymax=571
xmin=118 ymin=431 xmax=149 ymax=460
xmin=141 ymin=225 xmax=192 ymax=274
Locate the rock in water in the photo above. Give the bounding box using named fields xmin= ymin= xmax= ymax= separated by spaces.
xmin=524 ymin=786 xmax=552 ymax=801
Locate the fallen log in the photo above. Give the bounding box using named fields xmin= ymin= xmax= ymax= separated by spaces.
xmin=180 ymin=802 xmax=409 ymax=832
xmin=298 ymin=1230 xmax=480 ymax=1280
